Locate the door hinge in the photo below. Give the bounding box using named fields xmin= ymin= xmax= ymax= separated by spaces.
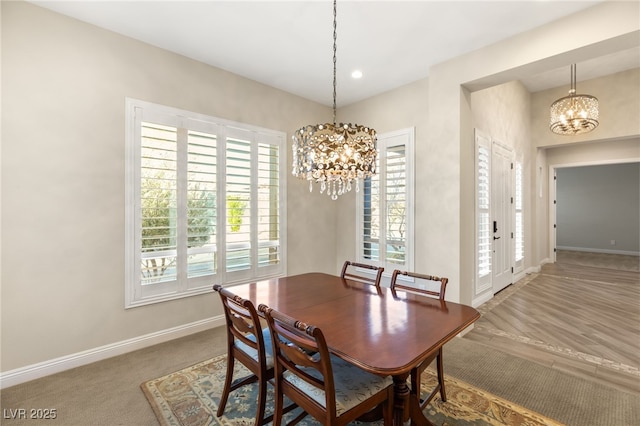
xmin=554 ymin=248 xmax=557 ymax=252
xmin=511 ymin=197 xmax=514 ymax=203
xmin=511 ymin=232 xmax=514 ymax=238
xmin=554 ymin=224 xmax=557 ymax=229
xmin=554 ymin=200 xmax=557 ymax=204
xmin=511 ymin=267 xmax=514 ymax=273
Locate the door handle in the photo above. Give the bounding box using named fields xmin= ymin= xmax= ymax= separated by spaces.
xmin=493 ymin=236 xmax=500 ymax=240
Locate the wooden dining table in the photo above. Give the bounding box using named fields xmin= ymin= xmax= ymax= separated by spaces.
xmin=231 ymin=272 xmax=480 ymax=426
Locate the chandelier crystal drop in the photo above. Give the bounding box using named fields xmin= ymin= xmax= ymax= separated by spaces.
xmin=291 ymin=0 xmax=377 ymax=200
xmin=549 ymin=64 xmax=599 ymax=135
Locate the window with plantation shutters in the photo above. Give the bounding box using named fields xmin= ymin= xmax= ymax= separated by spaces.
xmin=140 ymin=122 xmax=179 ymax=286
xmin=357 ymin=128 xmax=414 ymax=276
xmin=475 ymin=130 xmax=492 ymax=294
xmin=225 ymin=134 xmax=252 ymax=273
xmin=477 ymin=145 xmax=491 ymax=277
xmin=125 ymin=99 xmax=286 ymax=308
xmin=257 ymin=142 xmax=281 ymax=268
xmin=187 ymin=130 xmax=217 ymax=279
xmin=385 ymin=145 xmax=407 ymax=265
xmin=514 ymin=161 xmax=524 ymax=272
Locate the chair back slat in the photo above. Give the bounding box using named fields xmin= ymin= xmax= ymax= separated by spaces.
xmin=390 ymin=270 xmax=448 ymax=300
xmin=341 ymin=260 xmax=384 ymax=287
xmin=215 ymin=285 xmax=265 ymax=358
xmin=279 ymin=344 xmax=326 ymax=391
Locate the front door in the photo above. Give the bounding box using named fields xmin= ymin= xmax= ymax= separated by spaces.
xmin=491 ymin=142 xmax=513 ymax=293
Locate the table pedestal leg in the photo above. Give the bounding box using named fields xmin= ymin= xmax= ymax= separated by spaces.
xmin=392 ymin=374 xmax=410 ymax=425
xmin=392 ymin=374 xmax=434 ymax=426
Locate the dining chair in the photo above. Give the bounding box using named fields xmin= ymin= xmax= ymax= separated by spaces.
xmin=340 ymin=260 xmax=384 ymax=287
xmin=258 ymin=304 xmax=394 ymax=426
xmin=390 ymin=270 xmax=449 ymax=409
xmin=213 ymin=284 xmax=289 ymax=425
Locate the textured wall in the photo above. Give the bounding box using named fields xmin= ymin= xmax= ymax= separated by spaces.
xmin=1 ymin=1 xmax=333 ymax=372
xmin=470 ymin=81 xmax=532 ymax=301
xmin=532 ymin=68 xmax=640 ymax=148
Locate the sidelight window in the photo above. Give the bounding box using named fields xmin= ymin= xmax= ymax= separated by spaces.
xmin=357 ymin=128 xmax=414 ymax=275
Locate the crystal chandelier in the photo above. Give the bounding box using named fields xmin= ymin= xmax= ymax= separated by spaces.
xmin=292 ymin=0 xmax=377 ymax=200
xmin=550 ymin=64 xmax=599 ymax=135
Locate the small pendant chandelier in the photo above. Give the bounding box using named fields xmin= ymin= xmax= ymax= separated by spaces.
xmin=549 ymin=64 xmax=599 ymax=135
xmin=292 ymin=0 xmax=377 ymax=200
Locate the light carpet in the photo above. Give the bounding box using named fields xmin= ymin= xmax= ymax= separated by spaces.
xmin=141 ymin=354 xmax=564 ymax=426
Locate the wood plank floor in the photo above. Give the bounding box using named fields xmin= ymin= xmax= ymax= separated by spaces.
xmin=462 ymin=251 xmax=640 ymax=395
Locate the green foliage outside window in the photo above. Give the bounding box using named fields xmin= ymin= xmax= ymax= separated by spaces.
xmin=141 ymin=174 xmax=216 ymax=279
xmin=227 ymin=195 xmax=248 ymax=232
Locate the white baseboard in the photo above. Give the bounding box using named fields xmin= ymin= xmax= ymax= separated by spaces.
xmin=0 ymin=316 xmax=225 ymax=389
xmin=472 ymin=291 xmax=493 ymax=308
xmin=513 ymin=270 xmax=526 ymax=283
xmin=525 ymin=265 xmax=541 ymax=274
xmin=472 ymin=263 xmax=546 ymax=309
xmin=557 ymin=246 xmax=640 ymax=256
xmin=540 ymin=257 xmax=553 ymax=266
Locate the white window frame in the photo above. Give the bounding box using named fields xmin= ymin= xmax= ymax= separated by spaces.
xmin=356 ymin=127 xmax=415 ymax=282
xmin=125 ymin=98 xmax=287 ymax=308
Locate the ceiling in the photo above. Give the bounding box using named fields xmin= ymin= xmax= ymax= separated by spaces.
xmin=28 ymin=0 xmax=640 ymax=107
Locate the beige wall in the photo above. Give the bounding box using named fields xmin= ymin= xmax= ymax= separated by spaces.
xmin=545 ymin=138 xmax=640 ymax=166
xmin=2 ymin=0 xmax=639 ymax=378
xmin=335 ymin=79 xmax=429 ymax=277
xmin=1 ymin=1 xmax=335 ymax=372
xmin=533 ymin=68 xmax=640 ymax=148
xmin=470 ymin=81 xmax=532 ymax=303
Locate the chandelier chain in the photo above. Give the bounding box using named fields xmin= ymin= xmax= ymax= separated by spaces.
xmin=549 ymin=63 xmax=599 ymax=135
xmin=291 ymin=0 xmax=377 ymax=200
xmin=332 ymin=0 xmax=337 ymax=125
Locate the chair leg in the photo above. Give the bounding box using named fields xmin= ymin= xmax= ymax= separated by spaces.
xmin=436 ymin=349 xmax=446 ymax=402
xmin=412 ymin=352 xmax=444 ymax=414
xmin=272 ymin=382 xmax=284 ymax=426
xmin=217 ymin=355 xmax=235 ymax=417
xmin=254 ymin=378 xmax=268 ymax=426
xmin=410 ymin=368 xmax=420 ymax=399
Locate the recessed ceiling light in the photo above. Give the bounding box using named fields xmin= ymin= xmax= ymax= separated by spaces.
xmin=351 ymin=70 xmax=363 ymax=79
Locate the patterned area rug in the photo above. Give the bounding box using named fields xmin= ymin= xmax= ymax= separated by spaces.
xmin=141 ymin=354 xmax=564 ymax=426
